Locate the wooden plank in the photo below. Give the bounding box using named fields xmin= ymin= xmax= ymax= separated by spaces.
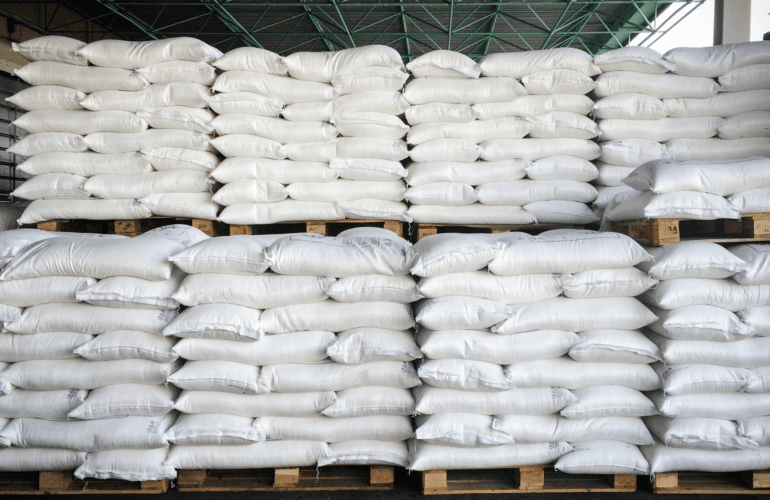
xmin=38 ymin=472 xmax=71 ymax=491
xmin=419 ymin=466 xmax=637 ymax=495
xmin=748 ymin=470 xmax=770 ymax=489
xmin=176 ymin=466 xmax=392 ymax=492
xmin=369 ymin=466 xmax=393 ymax=485
xmin=36 ymin=221 xmax=63 ymax=232
xmin=306 ymin=222 xmax=327 ymax=235
xmin=114 ymin=220 xmax=143 ymax=236
xmin=654 ymin=472 xmax=678 ymax=490
xmin=382 ymin=220 xmax=404 ymax=237
xmin=140 ymin=479 xmax=168 ymax=491
xmin=176 ymin=469 xmax=207 ymax=489
xmin=653 ymin=471 xmax=770 ymax=495
xmin=615 ymin=474 xmax=637 ymax=490
xmin=417 ymin=225 xmax=438 ymax=241
xmin=192 ymin=219 xmax=218 ymax=237
xmin=273 ymin=468 xmax=300 ymax=486
xmin=423 ymin=470 xmax=447 ymax=490
xmin=230 ymin=225 xmax=254 ymax=236
xmin=518 ymin=465 xmax=544 ymax=491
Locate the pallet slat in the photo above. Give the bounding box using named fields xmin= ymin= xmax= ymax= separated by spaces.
xmin=36 ymin=217 xmax=219 ymax=237
xmin=419 ymin=465 xmax=636 ymax=494
xmin=414 ymin=223 xmax=590 ymax=241
xmin=0 ymin=471 xmax=169 ymax=495
xmin=176 ymin=465 xmax=394 ymax=492
xmin=612 ymin=213 xmax=770 ymax=246
xmin=230 ymin=219 xmax=404 ymax=237
xmin=653 ymin=470 xmax=770 ymax=495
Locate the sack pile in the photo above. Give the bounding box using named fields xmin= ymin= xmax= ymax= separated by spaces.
xmin=635 ymin=241 xmax=770 ymax=473
xmin=606 ymin=157 xmax=770 ymax=221
xmin=403 ymin=49 xmax=601 ymax=225
xmin=592 ymin=46 xmax=715 ymax=219
xmin=0 ymin=225 xmax=209 ymax=479
xmin=595 ymin=42 xmax=770 ymax=221
xmin=213 ymin=46 xmax=410 ymax=225
xmin=9 ymin=36 xmax=222 ymax=224
xmin=478 ymin=48 xmax=602 ymax=224
xmin=661 ymin=42 xmax=770 ymax=159
xmin=408 ymin=230 xmax=659 ymax=474
xmin=164 ymin=227 xmax=421 ymax=470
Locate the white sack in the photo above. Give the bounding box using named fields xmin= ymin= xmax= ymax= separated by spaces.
xmin=409 ymin=441 xmax=573 ymax=471
xmin=259 ymin=361 xmax=420 ymax=393
xmin=173 ymin=273 xmax=332 ymax=309
xmin=218 ymin=201 xmax=344 ymax=225
xmin=13 ymin=61 xmax=149 ymax=93
xmin=322 ymin=387 xmax=415 ymax=418
xmin=1 ymin=359 xmax=180 ymax=390
xmin=173 ymin=331 xmax=333 ymax=365
xmin=165 ymin=441 xmax=329 ymax=469
xmin=555 ymin=441 xmax=649 ymax=475
xmin=640 ymin=278 xmax=770 ymax=311
xmin=418 ymin=329 xmax=580 ymax=365
xmin=495 ymin=415 xmax=654 ymax=445
xmin=174 ymin=391 xmax=336 ymax=418
xmin=77 ymin=37 xmax=221 ymax=68
xmin=327 ymin=328 xmax=421 ymax=364
xmin=413 ymin=385 xmax=576 ymax=415
xmin=479 ymin=48 xmax=600 ymax=78
xmin=6 ymin=85 xmax=85 ymax=111
xmin=163 ymin=303 xmax=262 ymax=342
xmin=473 ymin=94 xmax=594 ymax=120
xmin=169 ymin=234 xmax=286 ymax=275
xmin=505 ymin=356 xmax=661 ymax=390
xmin=594 ymin=71 xmax=720 ymax=99
xmin=408 ymin=205 xmax=536 ymax=225
xmin=164 ymin=413 xmax=262 ymax=446
xmin=6 ymin=303 xmax=176 ymax=335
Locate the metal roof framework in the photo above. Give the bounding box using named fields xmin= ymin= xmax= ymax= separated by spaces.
xmin=0 ymin=0 xmax=707 ymax=59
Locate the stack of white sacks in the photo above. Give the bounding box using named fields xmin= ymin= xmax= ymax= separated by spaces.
xmin=408 ymin=230 xmax=660 ymax=475
xmin=594 ymin=42 xmax=770 ymax=221
xmin=9 ymin=36 xmax=222 ymax=224
xmin=0 ymin=225 xmax=209 ymax=480
xmin=213 ymin=46 xmax=410 ymax=225
xmin=606 ymin=157 xmax=770 ymax=222
xmin=402 ymin=50 xmax=529 ymax=224
xmin=403 ymin=49 xmax=600 ymax=225
xmin=637 ymin=241 xmax=770 ymax=474
xmin=662 ymin=42 xmax=770 ymax=160
xmin=477 ymin=48 xmax=601 ymax=224
xmin=163 ymin=228 xmax=422 ymax=470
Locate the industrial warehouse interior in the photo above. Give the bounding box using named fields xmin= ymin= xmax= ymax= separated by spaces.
xmin=0 ymin=0 xmax=768 ymax=499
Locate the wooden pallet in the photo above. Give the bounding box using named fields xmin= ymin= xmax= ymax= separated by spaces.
xmin=176 ymin=465 xmax=394 ymax=492
xmin=414 ymin=223 xmax=589 ymax=242
xmin=652 ymin=470 xmax=770 ymax=495
xmin=230 ymin=219 xmax=404 ymax=237
xmin=612 ymin=213 xmax=770 ymax=246
xmin=420 ymin=465 xmax=636 ymax=495
xmin=36 ymin=216 xmax=219 ymax=237
xmin=0 ymin=471 xmax=169 ymax=495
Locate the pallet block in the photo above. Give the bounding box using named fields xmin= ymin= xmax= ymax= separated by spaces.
xmin=176 ymin=465 xmax=394 ymax=492
xmin=229 ymin=219 xmax=404 ymax=237
xmin=652 ymin=470 xmax=770 ymax=494
xmin=0 ymin=471 xmax=169 ymax=495
xmin=612 ymin=213 xmax=770 ymax=246
xmin=414 ymin=223 xmax=588 ymax=241
xmin=419 ymin=465 xmax=636 ymax=494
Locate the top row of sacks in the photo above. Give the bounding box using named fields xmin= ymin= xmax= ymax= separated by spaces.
xmin=12 ymin=35 xmax=770 ymax=81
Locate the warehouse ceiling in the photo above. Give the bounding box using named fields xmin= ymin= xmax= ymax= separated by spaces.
xmin=0 ymin=0 xmax=706 ymax=59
